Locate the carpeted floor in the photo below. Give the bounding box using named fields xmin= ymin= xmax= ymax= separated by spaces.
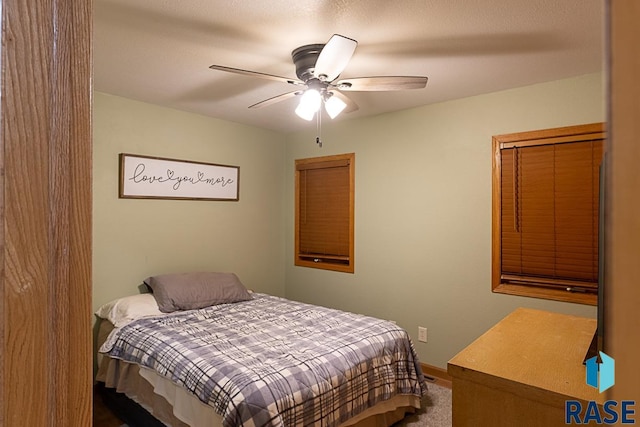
xmin=394 ymin=382 xmax=452 ymax=427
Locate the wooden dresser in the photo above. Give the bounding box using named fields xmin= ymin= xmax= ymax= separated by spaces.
xmin=447 ymin=308 xmax=603 ymax=426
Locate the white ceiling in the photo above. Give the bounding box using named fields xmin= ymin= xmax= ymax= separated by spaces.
xmin=94 ymin=0 xmax=604 ymax=134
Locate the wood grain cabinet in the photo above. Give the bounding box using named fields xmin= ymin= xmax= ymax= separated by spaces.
xmin=447 ymin=308 xmax=603 ymax=426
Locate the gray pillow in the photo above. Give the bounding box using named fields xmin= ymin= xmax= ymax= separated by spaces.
xmin=145 ymin=272 xmax=252 ymax=313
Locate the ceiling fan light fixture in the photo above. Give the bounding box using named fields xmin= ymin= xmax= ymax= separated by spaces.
xmin=295 ymin=89 xmax=321 ymax=121
xmin=209 ymin=34 xmax=428 ymax=126
xmin=324 ymin=94 xmax=347 ymax=119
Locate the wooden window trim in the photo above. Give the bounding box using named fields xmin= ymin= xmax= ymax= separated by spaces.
xmin=295 ymin=153 xmax=355 ymax=273
xmin=492 ymin=123 xmax=605 ymax=305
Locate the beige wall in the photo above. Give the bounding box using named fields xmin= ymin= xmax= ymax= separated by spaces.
xmin=93 ymin=93 xmax=287 ymax=313
xmin=284 ymin=73 xmax=605 ymax=368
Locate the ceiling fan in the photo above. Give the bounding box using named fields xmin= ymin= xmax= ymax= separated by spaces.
xmin=209 ymin=34 xmax=428 ymax=121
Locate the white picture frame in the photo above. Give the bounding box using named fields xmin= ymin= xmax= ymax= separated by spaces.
xmin=119 ymin=153 xmax=239 ymax=201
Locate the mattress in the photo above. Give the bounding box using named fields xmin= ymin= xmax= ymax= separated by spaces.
xmin=97 ymin=293 xmax=427 ymax=427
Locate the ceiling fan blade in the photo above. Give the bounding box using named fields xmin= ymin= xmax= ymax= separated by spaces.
xmin=209 ymin=65 xmax=304 ymax=86
xmin=313 ymin=34 xmax=357 ymax=82
xmin=331 ymin=91 xmax=359 ymax=113
xmin=248 ymin=90 xmax=302 ymax=109
xmin=335 ymin=76 xmax=428 ymax=91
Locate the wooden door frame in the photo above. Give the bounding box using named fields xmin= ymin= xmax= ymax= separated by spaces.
xmin=1 ymin=0 xmax=92 ymax=425
xmin=606 ymin=0 xmax=640 ymax=404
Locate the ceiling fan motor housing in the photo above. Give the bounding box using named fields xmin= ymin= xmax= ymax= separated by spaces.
xmin=291 ymin=44 xmax=324 ymax=82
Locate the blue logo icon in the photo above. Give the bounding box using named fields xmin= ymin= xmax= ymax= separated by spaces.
xmin=586 ymin=351 xmax=615 ymax=393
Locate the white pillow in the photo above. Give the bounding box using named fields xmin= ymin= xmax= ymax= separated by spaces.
xmin=95 ymin=293 xmax=164 ymax=327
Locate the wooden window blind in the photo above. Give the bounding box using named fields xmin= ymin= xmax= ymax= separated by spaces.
xmin=295 ymin=153 xmax=355 ymax=273
xmin=492 ymin=123 xmax=605 ymax=305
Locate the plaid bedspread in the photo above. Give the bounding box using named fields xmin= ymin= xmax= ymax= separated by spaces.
xmin=100 ymin=293 xmax=427 ymax=427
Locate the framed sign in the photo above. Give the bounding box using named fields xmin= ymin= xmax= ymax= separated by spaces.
xmin=119 ymin=153 xmax=239 ymax=201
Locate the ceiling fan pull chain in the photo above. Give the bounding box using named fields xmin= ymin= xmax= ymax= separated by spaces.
xmin=316 ymin=110 xmax=322 ymax=148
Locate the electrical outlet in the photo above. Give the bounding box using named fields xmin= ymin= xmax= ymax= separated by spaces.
xmin=418 ymin=327 xmax=427 ymax=343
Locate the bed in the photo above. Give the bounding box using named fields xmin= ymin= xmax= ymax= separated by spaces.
xmin=95 ymin=272 xmax=427 ymax=427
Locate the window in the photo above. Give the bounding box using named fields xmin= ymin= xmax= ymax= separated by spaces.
xmin=492 ymin=123 xmax=605 ymax=305
xmin=295 ymin=153 xmax=355 ymax=273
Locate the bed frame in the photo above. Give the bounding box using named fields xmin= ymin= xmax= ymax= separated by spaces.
xmin=96 ymin=382 xmax=166 ymax=427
